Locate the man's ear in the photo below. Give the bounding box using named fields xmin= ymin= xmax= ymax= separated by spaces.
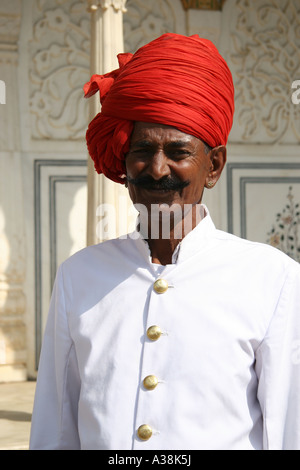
xmin=205 ymin=145 xmax=226 ymax=188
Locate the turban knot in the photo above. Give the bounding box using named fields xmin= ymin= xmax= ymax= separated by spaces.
xmin=84 ymin=33 xmax=234 ymax=184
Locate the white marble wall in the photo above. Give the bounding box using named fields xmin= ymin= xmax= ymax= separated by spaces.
xmin=220 ymin=0 xmax=300 ymax=258
xmin=21 ymin=0 xmax=91 ymax=377
xmin=0 ymin=0 xmax=299 ymax=381
xmin=0 ymin=0 xmax=90 ymax=381
xmin=0 ymin=0 xmax=28 ymax=381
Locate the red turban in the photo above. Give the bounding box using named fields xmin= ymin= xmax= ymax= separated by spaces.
xmin=84 ymin=33 xmax=234 ymax=184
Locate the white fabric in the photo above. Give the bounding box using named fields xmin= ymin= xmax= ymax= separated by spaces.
xmin=30 ymin=207 xmax=300 ymax=450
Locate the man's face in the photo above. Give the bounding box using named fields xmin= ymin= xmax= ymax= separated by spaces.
xmin=125 ymin=122 xmax=225 ymax=216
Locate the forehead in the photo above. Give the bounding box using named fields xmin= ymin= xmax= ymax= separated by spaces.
xmin=130 ymin=122 xmax=201 ymax=146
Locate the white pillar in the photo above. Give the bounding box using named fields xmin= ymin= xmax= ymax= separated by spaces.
xmin=86 ymin=0 xmax=132 ymax=246
xmin=0 ymin=0 xmax=27 ymax=382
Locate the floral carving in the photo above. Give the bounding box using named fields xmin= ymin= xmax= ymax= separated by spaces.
xmin=123 ymin=0 xmax=176 ymax=53
xmin=267 ymin=186 xmax=300 ymax=262
xmin=228 ymin=0 xmax=300 ymax=144
xmin=29 ymin=1 xmax=90 ymax=140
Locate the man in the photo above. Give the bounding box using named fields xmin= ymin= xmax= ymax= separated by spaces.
xmin=30 ymin=34 xmax=300 ymax=450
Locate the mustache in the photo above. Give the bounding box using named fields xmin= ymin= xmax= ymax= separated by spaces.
xmin=126 ymin=175 xmax=190 ymax=191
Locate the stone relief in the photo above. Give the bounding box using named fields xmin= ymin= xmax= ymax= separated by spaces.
xmin=267 ymin=186 xmax=300 ymax=262
xmin=180 ymin=0 xmax=225 ymax=10
xmin=29 ymin=0 xmax=90 ymax=140
xmin=0 ymin=15 xmax=21 ymax=42
xmin=0 ymin=0 xmax=21 ymax=44
xmin=123 ymin=0 xmax=177 ymax=53
xmin=227 ymin=0 xmax=300 ymax=144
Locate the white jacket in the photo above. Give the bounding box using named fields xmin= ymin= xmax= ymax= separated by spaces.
xmin=30 ymin=208 xmax=300 ymax=450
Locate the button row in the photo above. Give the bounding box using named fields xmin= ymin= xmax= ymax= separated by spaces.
xmin=137 ymin=375 xmax=157 ymax=440
xmin=137 ymin=279 xmax=168 ymax=441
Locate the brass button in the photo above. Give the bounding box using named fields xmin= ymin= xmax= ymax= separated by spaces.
xmin=153 ymin=278 xmax=168 ymax=294
xmin=137 ymin=424 xmax=152 ymax=441
xmin=147 ymin=325 xmax=162 ymax=341
xmin=143 ymin=375 xmax=158 ymax=390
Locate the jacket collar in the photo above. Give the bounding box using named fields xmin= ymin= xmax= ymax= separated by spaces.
xmin=131 ymin=204 xmax=216 ymax=266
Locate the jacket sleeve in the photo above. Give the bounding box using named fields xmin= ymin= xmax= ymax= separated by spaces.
xmin=29 ymin=264 xmax=81 ymax=450
xmin=255 ymin=262 xmax=300 ymax=450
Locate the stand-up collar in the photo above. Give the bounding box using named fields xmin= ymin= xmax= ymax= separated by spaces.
xmin=132 ymin=204 xmax=216 ymax=266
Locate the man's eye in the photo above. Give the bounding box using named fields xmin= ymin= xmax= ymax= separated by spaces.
xmin=128 ymin=148 xmax=151 ymax=157
xmin=170 ymin=150 xmax=191 ymax=159
xmin=132 ymin=146 xmax=152 ymax=153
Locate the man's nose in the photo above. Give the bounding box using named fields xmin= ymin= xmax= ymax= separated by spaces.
xmin=147 ymin=151 xmax=171 ymax=180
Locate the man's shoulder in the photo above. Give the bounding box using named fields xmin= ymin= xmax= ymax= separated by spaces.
xmin=214 ymin=227 xmax=300 ymax=271
xmin=61 ymin=234 xmax=136 ymax=271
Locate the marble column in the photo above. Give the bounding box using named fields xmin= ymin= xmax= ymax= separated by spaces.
xmin=0 ymin=0 xmax=27 ymax=382
xmin=86 ymin=0 xmax=132 ymax=246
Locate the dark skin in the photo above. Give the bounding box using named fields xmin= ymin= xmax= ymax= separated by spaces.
xmin=125 ymin=122 xmax=226 ymax=265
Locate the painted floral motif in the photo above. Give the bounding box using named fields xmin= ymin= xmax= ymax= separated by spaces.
xmin=267 ymin=186 xmax=300 ymax=262
xmin=29 ymin=1 xmax=90 ymax=140
xmin=228 ymin=0 xmax=300 ymax=144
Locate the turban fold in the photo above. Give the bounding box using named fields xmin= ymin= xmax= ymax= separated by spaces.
xmin=84 ymin=33 xmax=234 ymax=184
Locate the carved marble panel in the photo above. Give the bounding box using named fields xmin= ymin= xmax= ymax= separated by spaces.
xmin=29 ymin=0 xmax=91 ymax=140
xmin=224 ymin=0 xmax=300 ymax=144
xmin=0 ymin=0 xmax=21 ymax=45
xmin=223 ymin=150 xmax=300 ymax=261
xmin=123 ymin=0 xmax=185 ymax=53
